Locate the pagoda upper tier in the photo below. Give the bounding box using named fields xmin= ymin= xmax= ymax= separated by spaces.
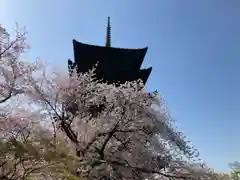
xmin=68 ymin=40 xmax=152 ymax=85
xmin=68 ymin=17 xmax=152 ymax=85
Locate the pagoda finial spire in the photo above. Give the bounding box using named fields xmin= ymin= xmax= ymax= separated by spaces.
xmin=105 ymin=17 xmax=111 ymax=47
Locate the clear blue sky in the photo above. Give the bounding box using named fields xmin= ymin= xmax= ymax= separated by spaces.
xmin=1 ymin=0 xmax=239 ymax=172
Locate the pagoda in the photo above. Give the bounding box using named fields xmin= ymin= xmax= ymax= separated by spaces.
xmin=68 ymin=17 xmax=152 ymax=85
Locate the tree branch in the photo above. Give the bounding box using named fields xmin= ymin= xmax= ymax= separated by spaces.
xmin=110 ymin=160 xmax=190 ymax=180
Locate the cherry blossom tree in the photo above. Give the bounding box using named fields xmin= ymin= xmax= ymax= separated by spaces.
xmin=24 ymin=63 xmax=226 ymax=180
xmin=0 ymin=25 xmax=80 ymax=180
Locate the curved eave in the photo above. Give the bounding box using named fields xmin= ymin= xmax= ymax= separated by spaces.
xmin=73 ymin=39 xmax=148 ymax=71
xmin=73 ymin=39 xmax=148 ymax=52
xmin=139 ymin=67 xmax=152 ymax=84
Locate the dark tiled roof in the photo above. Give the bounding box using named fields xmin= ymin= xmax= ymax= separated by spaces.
xmin=69 ymin=39 xmax=152 ymax=85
